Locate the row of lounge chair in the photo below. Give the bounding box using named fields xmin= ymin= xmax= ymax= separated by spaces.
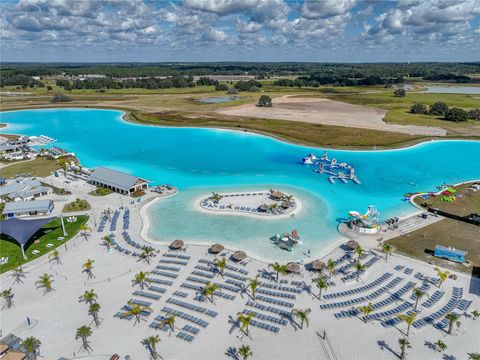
xmin=173 ymin=291 xmax=189 ymax=298
xmin=162 ymin=307 xmax=209 ymax=327
xmin=409 ymin=282 xmax=431 ymax=300
xmin=341 ymin=256 xmax=379 ymax=282
xmin=163 ymin=253 xmax=191 ymax=260
xmin=159 ymin=258 xmax=189 ymax=266
xmin=199 ymin=258 xmax=249 ymax=275
xmin=422 ymin=290 xmax=444 ymax=308
xmin=182 ymin=324 xmax=200 ymax=335
xmin=246 ymin=300 xmax=289 ymax=317
xmin=382 ymin=310 xmax=416 ymax=328
xmin=414 ymin=272 xmax=440 ymax=286
xmin=364 ymin=301 xmax=413 ymax=321
xmin=167 ymin=298 xmax=218 ymax=317
xmin=192 ymin=269 xmax=215 ymax=279
xmin=123 ymin=208 xmax=130 ymax=230
xmin=156 ymin=265 xmax=181 ymax=272
xmin=324 ymin=273 xmax=392 ymax=300
xmin=260 ymin=282 xmax=302 ymax=294
xmin=110 ymin=210 xmax=120 ymax=232
xmin=242 ymin=309 xmax=288 ymax=326
xmin=122 ymin=232 xmax=148 ymax=251
xmin=148 ymin=286 xmax=167 ymax=294
xmin=176 ymin=331 xmax=195 ymax=342
xmin=148 ymin=278 xmax=173 ymax=286
xmin=151 ymin=270 xmax=178 ymax=279
xmin=250 ymin=319 xmax=280 ymax=333
xmin=97 ymin=216 xmax=107 ymax=232
xmin=134 ymin=290 xmax=161 ymax=300
xmin=257 ymin=288 xmax=296 ymax=300
xmin=256 ymin=295 xmax=294 ymax=308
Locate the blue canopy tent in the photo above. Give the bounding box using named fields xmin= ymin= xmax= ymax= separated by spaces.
xmin=0 ymin=217 xmax=57 ymax=259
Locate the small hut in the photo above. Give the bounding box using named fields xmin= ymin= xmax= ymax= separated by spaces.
xmin=347 ymin=240 xmax=359 ymax=251
xmin=270 ymin=191 xmax=286 ymax=201
xmin=286 ymin=262 xmax=300 ymax=273
xmin=281 ymin=201 xmax=291 ymax=209
xmin=258 ymin=204 xmax=269 ymax=212
xmin=231 ymin=251 xmax=247 ymax=262
xmin=170 ymin=239 xmax=184 ymax=250
xmin=309 ymin=260 xmax=325 ymax=272
xmin=209 ymin=243 xmax=224 ymax=254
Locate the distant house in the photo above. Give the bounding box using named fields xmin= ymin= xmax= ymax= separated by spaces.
xmin=0 ymin=144 xmax=21 ymax=153
xmin=88 ymin=167 xmax=149 ymax=195
xmin=434 ymin=245 xmax=466 ymax=263
xmin=0 ymin=179 xmax=52 ymax=202
xmin=2 ymin=199 xmax=54 ymax=218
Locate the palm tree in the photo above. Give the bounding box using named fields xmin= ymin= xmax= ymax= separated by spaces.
xmin=312 ymin=276 xmax=328 ymax=300
xmin=399 ymin=338 xmax=411 ymax=360
xmin=471 ymin=310 xmax=480 ymax=320
xmin=79 ymin=289 xmax=98 ymax=305
xmin=122 ymin=301 xmax=152 ymax=325
xmin=79 ymin=224 xmax=92 ymax=241
xmin=354 ymin=262 xmax=366 ymax=281
xmin=2 ymin=288 xmax=14 ymax=309
xmin=326 ymin=259 xmax=336 ymax=278
xmin=89 ymin=303 xmax=101 ymax=328
xmin=268 ymin=262 xmax=288 ymax=282
xmin=237 ymin=312 xmax=255 ymax=336
xmin=214 ymin=257 xmax=227 ymax=277
xmin=411 ymin=288 xmax=425 ymax=310
xmin=161 ymin=315 xmax=176 ymax=333
xmin=469 ymin=354 xmax=480 ymax=360
xmin=398 ymin=312 xmax=417 ymax=337
xmin=82 ymin=258 xmax=96 ymax=279
xmin=49 ymin=249 xmax=62 ymax=265
xmin=291 ymin=308 xmax=311 ymax=329
xmin=76 ymin=325 xmax=93 ymax=352
xmin=201 ymin=282 xmax=220 ymax=303
xmin=284 ymin=194 xmax=294 ymax=206
xmin=435 ymin=340 xmax=447 ymax=352
xmin=35 ymin=273 xmax=54 ymax=294
xmin=382 ymin=243 xmax=392 ymax=261
xmin=445 ymin=313 xmax=460 ymax=335
xmin=211 ymin=192 xmax=222 ymax=204
xmin=139 ymin=247 xmax=155 ymax=264
xmin=434 ymin=267 xmax=449 ymax=288
xmin=354 ymin=245 xmax=364 ymax=261
xmin=238 ymin=344 xmax=253 ymax=360
xmin=21 ymin=337 xmax=41 ymax=360
xmin=247 ymin=276 xmax=260 ymax=299
xmin=101 ymin=234 xmax=114 ymax=250
xmin=358 ymin=302 xmax=374 ymax=322
xmin=132 ymin=271 xmax=151 ymax=290
xmin=11 ymin=266 xmax=26 ymax=284
xmin=143 ymin=335 xmax=161 ymax=359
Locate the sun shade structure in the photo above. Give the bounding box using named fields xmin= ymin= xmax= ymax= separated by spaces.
xmin=347 ymin=240 xmax=359 ymax=250
xmin=309 ymin=260 xmax=325 ymax=271
xmin=209 ymin=243 xmax=224 ymax=254
xmin=169 ymin=239 xmax=184 ymax=250
xmin=231 ymin=251 xmax=247 ymax=262
xmin=0 ymin=216 xmax=56 ymax=259
xmin=286 ymin=262 xmax=301 ymax=273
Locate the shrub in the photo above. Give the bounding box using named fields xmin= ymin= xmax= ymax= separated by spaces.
xmin=257 ymin=95 xmax=272 ymax=107
xmin=429 ymin=102 xmax=449 ymax=116
xmin=52 ymin=93 xmax=72 ymax=103
xmin=46 ymin=85 xmax=53 ymax=91
xmin=468 ymin=108 xmax=480 ymax=120
xmin=394 ymin=89 xmax=406 ymax=97
xmin=410 ymin=103 xmax=428 ymax=114
xmin=215 ymin=83 xmax=228 ymax=91
xmin=445 ymin=107 xmax=469 ymax=122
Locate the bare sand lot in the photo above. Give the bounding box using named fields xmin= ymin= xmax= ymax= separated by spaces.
xmin=217 ymin=95 xmax=447 ymax=136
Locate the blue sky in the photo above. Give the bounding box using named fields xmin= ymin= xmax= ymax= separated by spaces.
xmin=1 ymin=0 xmax=479 ymax=62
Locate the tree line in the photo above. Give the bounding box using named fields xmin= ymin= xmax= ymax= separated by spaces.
xmin=410 ymin=101 xmax=479 ymax=122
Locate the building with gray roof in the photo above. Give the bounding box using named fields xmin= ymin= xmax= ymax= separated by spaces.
xmin=88 ymin=167 xmax=149 ymax=195
xmin=0 ymin=179 xmax=51 ymax=202
xmin=3 ymin=199 xmax=54 ymax=218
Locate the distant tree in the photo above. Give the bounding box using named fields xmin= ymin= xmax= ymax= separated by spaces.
xmin=46 ymin=85 xmax=53 ymax=91
xmin=394 ymin=88 xmax=406 ymax=97
xmin=468 ymin=108 xmax=480 ymax=120
xmin=76 ymin=325 xmax=93 ymax=352
xmin=52 ymin=93 xmax=71 ymax=103
xmin=215 ymin=83 xmax=228 ymax=91
xmin=445 ymin=107 xmax=468 ymax=122
xmin=257 ymin=95 xmax=272 ymax=107
xmin=238 ymin=344 xmax=253 ymax=360
xmin=429 ymin=102 xmax=449 ymax=116
xmin=410 ymin=103 xmax=427 ymax=114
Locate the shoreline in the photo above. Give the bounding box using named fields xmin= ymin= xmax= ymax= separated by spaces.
xmin=2 ymin=106 xmax=479 ymax=151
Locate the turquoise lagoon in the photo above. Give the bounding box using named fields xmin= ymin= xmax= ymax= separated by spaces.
xmin=2 ymin=109 xmax=479 ymax=260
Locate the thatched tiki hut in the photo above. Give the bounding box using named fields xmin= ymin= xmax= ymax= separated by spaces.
xmin=231 ymin=251 xmax=247 ymax=262
xmin=209 ymin=243 xmax=224 ymax=254
xmin=270 ymin=190 xmax=286 ymax=201
xmin=286 ymin=262 xmax=300 ymax=273
xmin=347 ymin=240 xmax=359 ymax=251
xmin=170 ymin=239 xmax=184 ymax=250
xmin=308 ymin=260 xmax=325 ymax=272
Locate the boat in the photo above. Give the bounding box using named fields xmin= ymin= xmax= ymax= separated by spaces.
xmin=303 ymin=157 xmax=313 ymax=165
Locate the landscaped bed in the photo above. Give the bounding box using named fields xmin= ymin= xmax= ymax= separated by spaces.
xmin=63 ymin=198 xmax=91 ymax=212
xmin=89 ymin=186 xmax=114 ymax=196
xmin=0 ymin=214 xmax=89 ymax=273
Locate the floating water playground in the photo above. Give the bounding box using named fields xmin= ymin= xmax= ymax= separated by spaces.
xmin=302 ymin=151 xmax=361 ymax=184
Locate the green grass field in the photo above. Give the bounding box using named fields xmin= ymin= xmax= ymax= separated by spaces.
xmin=0 ymin=157 xmax=73 ymax=178
xmin=0 ymin=215 xmax=89 ymax=273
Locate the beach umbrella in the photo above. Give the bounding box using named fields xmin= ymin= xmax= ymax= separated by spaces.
xmin=209 ymin=243 xmax=224 ymax=254
xmin=232 ymin=251 xmax=247 ymax=262
xmin=346 ymin=240 xmax=359 ymax=250
xmin=309 ymin=260 xmax=325 ymax=271
xmin=286 ymin=262 xmax=300 ymax=273
xmin=170 ymin=239 xmax=184 ymax=250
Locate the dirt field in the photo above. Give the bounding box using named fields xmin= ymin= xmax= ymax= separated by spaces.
xmin=217 ymin=95 xmax=447 ymax=136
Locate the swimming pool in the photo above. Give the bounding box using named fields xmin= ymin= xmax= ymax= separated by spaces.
xmin=2 ymin=108 xmax=479 ymax=261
